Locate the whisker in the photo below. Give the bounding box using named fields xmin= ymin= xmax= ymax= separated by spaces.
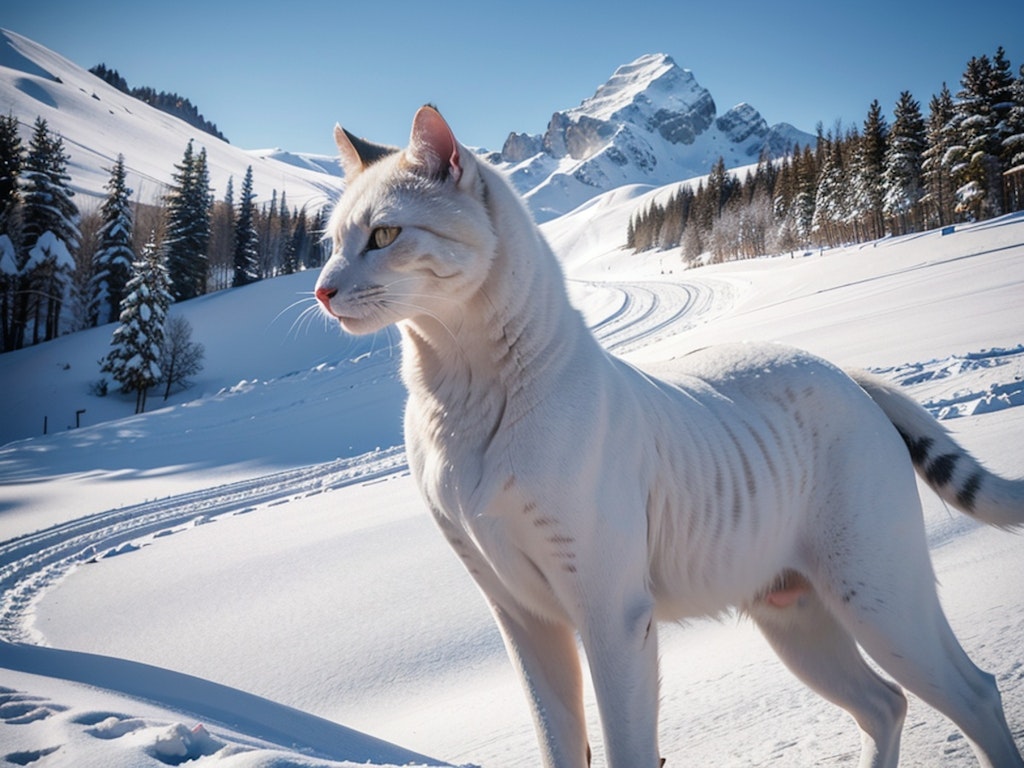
xmin=286 ymin=302 xmax=321 ymax=339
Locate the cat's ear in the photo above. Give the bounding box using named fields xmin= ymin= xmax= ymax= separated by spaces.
xmin=334 ymin=125 xmax=397 ymax=178
xmin=406 ymin=105 xmax=463 ymax=184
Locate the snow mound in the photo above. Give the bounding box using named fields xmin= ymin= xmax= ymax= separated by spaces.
xmin=873 ymin=346 xmax=1024 ymax=420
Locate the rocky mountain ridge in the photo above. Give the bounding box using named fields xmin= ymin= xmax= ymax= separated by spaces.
xmin=489 ymin=53 xmax=813 ymax=221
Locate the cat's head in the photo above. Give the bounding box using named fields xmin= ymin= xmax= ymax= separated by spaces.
xmin=315 ymin=106 xmax=497 ymax=335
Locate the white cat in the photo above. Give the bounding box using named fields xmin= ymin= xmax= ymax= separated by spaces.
xmin=315 ymin=105 xmax=1024 ymax=768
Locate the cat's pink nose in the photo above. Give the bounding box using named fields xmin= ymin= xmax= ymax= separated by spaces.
xmin=315 ymin=286 xmax=338 ymax=309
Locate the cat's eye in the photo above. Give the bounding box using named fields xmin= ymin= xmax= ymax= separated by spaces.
xmin=368 ymin=226 xmax=401 ymax=250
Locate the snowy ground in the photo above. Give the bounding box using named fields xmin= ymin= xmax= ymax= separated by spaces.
xmin=1 ymin=194 xmax=1023 ymax=766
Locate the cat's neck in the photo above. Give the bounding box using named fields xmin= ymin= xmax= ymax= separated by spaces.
xmin=398 ymin=162 xmax=587 ymax=421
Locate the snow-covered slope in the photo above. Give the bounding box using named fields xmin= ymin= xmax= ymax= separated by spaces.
xmin=1 ymin=175 xmax=1022 ymax=765
xmin=491 ymin=54 xmax=813 ymax=221
xmin=0 ymin=29 xmax=344 ymax=208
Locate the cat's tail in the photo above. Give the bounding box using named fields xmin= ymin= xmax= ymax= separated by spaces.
xmin=848 ymin=369 xmax=1024 ymax=530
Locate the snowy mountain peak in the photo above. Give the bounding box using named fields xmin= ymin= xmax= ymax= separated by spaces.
xmin=495 ymin=53 xmax=813 ymax=222
xmin=571 ymin=53 xmax=709 ymax=126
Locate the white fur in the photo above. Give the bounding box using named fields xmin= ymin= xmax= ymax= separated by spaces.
xmin=316 ymin=107 xmax=1024 ymax=768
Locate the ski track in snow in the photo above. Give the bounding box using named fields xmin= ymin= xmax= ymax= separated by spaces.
xmin=571 ymin=275 xmax=731 ymax=354
xmin=0 ymin=448 xmax=408 ymax=645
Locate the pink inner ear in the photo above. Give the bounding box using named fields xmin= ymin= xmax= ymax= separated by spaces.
xmin=410 ymin=106 xmax=462 ymax=182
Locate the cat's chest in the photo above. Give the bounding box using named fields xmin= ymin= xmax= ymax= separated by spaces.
xmin=406 ymin=418 xmax=579 ymax=621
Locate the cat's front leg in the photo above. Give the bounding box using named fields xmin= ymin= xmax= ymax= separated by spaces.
xmin=489 ymin=601 xmax=590 ymax=768
xmin=579 ymin=589 xmax=662 ymax=768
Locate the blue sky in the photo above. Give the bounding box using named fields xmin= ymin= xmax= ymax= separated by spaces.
xmin=4 ymin=0 xmax=1023 ymax=156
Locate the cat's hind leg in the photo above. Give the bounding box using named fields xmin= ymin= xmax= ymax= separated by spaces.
xmin=819 ymin=550 xmax=1024 ymax=768
xmin=750 ymin=586 xmax=907 ymax=768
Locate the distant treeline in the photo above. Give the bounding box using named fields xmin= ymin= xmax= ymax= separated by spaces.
xmin=89 ymin=63 xmax=229 ymax=143
xmin=1 ymin=114 xmax=332 ymax=354
xmin=628 ymin=46 xmax=1024 ymax=265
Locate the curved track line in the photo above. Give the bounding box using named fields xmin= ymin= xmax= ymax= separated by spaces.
xmin=0 ymin=448 xmax=408 ymax=642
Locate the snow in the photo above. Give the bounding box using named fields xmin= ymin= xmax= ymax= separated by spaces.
xmin=1 ymin=30 xmax=1023 ymax=768
xmin=0 ymin=29 xmax=344 ymax=209
xmin=569 ymin=53 xmax=703 ymax=123
xmin=1 ymin=187 xmax=1023 ymax=765
xmin=25 ymin=230 xmax=74 ymax=272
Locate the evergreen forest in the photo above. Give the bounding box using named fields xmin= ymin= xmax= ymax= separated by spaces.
xmin=627 ymin=47 xmax=1024 ymax=264
xmin=0 ymin=116 xmax=331 ymax=357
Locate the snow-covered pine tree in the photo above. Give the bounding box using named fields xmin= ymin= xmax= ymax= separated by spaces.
xmin=792 ymin=145 xmax=818 ymax=246
xmin=883 ymin=91 xmax=927 ymax=235
xmin=18 ymin=117 xmax=80 ymax=345
xmin=192 ymin=146 xmax=212 ymax=268
xmin=101 ymin=235 xmax=172 ymax=414
xmin=89 ymin=154 xmax=134 ymax=326
xmin=1001 ymin=61 xmax=1024 ymax=211
xmin=0 ymin=232 xmax=16 ymax=352
xmin=990 ymin=47 xmax=1016 ymax=174
xmin=164 ymin=140 xmax=212 ymax=301
xmin=812 ymin=129 xmax=851 ymax=246
xmin=856 ymin=100 xmax=888 ymax=240
xmin=0 ymin=112 xmax=23 ymax=352
xmin=0 ymin=112 xmax=22 ymax=235
xmin=921 ymin=84 xmax=958 ymax=227
xmin=232 ymin=165 xmax=259 ymax=287
xmin=950 ymin=54 xmax=1002 ymax=220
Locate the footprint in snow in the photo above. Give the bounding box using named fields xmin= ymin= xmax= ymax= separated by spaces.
xmin=0 ymin=690 xmax=68 ymax=724
xmin=2 ymin=687 xmax=235 ymax=766
xmin=4 ymin=746 xmax=61 ymax=765
xmin=1 ymin=688 xmax=66 ymax=765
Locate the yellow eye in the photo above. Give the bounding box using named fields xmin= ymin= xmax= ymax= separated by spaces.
xmin=369 ymin=226 xmax=400 ymax=250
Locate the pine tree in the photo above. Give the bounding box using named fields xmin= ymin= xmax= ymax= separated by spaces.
xmin=792 ymin=145 xmax=818 ymax=245
xmin=278 ymin=192 xmax=292 ymax=274
xmin=309 ymin=207 xmax=330 ymax=268
xmin=101 ymin=235 xmax=171 ymax=414
xmin=290 ymin=206 xmax=311 ymax=270
xmin=259 ymin=189 xmax=278 ymax=278
xmin=812 ymin=131 xmax=850 ymax=246
xmin=1001 ymin=60 xmax=1024 ymax=211
xmin=922 ymin=84 xmax=958 ymax=227
xmin=207 ymin=176 xmax=235 ymax=291
xmin=164 ymin=140 xmax=212 ymax=301
xmin=0 ymin=112 xmax=24 ymax=351
xmin=990 ymin=47 xmax=1016 ymax=172
xmin=0 ymin=231 xmax=16 ymax=353
xmin=232 ymin=165 xmax=259 ymax=287
xmin=0 ymin=112 xmax=22 ymax=234
xmin=18 ymin=117 xmax=80 ymax=345
xmin=950 ymin=54 xmax=1002 ymax=219
xmin=883 ymin=91 xmax=927 ymax=234
xmin=856 ymin=100 xmax=888 ymax=239
xmin=89 ymin=154 xmax=134 ymax=326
